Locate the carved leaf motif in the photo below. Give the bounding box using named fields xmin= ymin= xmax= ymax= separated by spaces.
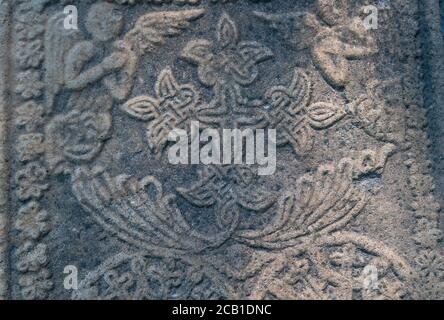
xmin=237 ymin=156 xmax=368 ymax=248
xmin=155 ymin=68 xmax=180 ymax=98
xmin=181 ymin=39 xmax=213 ymax=64
xmin=120 ymin=96 xmax=159 ymax=121
xmin=218 ymin=13 xmax=239 ymax=48
xmin=306 ymin=102 xmax=346 ymax=129
xmin=71 ymin=167 xmax=234 ymax=254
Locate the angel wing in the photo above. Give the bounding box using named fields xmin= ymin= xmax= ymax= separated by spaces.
xmin=71 ymin=167 xmax=234 ymax=255
xmin=123 ymin=9 xmax=205 ymax=58
xmin=44 ymin=12 xmax=84 ymax=112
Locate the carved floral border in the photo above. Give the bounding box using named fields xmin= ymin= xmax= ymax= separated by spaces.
xmin=10 ymin=0 xmax=53 ymax=300
xmin=399 ymin=0 xmax=444 ymax=299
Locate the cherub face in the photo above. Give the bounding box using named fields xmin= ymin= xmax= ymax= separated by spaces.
xmin=86 ymin=2 xmax=123 ymax=42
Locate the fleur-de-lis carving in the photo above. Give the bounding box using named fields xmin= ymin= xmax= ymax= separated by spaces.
xmin=265 ymin=68 xmax=347 ymax=154
xmin=181 ymin=13 xmax=273 ymax=126
xmin=181 ymin=13 xmax=273 ymax=88
xmin=121 ymin=68 xmax=200 ymax=155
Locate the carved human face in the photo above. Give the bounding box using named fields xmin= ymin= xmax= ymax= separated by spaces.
xmin=86 ymin=2 xmax=123 ymax=42
xmin=61 ymin=110 xmax=112 ymax=161
xmin=45 ymin=96 xmax=112 ymax=171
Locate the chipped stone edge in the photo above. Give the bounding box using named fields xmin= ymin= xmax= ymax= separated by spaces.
xmin=0 ymin=0 xmax=11 ymax=300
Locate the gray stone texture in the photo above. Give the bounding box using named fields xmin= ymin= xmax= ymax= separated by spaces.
xmin=0 ymin=0 xmax=443 ymax=300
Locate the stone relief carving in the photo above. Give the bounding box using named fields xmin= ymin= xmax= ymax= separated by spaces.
xmin=121 ymin=67 xmax=200 ymax=155
xmin=255 ymin=0 xmax=378 ymax=89
xmin=1 ymin=0 xmax=442 ymax=300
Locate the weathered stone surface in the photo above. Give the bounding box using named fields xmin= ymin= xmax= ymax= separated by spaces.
xmin=0 ymin=0 xmax=443 ymax=300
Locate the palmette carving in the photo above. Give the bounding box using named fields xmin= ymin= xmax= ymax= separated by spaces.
xmin=71 ymin=166 xmax=237 ymax=254
xmin=236 ymin=144 xmax=395 ymax=249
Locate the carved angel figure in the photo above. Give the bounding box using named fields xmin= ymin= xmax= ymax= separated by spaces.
xmin=255 ymin=0 xmax=378 ymax=88
xmin=45 ymin=2 xmax=204 ymax=108
xmin=45 ymin=2 xmax=136 ymax=110
xmin=44 ymin=2 xmax=205 ymax=170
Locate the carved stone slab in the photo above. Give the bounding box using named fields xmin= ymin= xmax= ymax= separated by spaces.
xmin=0 ymin=0 xmax=443 ymax=300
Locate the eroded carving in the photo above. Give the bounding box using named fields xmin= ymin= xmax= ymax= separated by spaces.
xmin=255 ymin=0 xmax=378 ymax=88
xmin=3 ymin=0 xmax=441 ymax=301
